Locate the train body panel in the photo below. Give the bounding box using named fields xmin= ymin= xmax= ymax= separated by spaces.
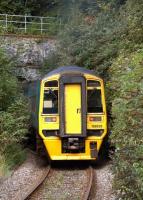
xmin=43 ymin=138 xmax=102 ymax=160
xmin=30 ymin=66 xmax=107 ymax=160
xmin=26 ymin=80 xmax=41 ymax=130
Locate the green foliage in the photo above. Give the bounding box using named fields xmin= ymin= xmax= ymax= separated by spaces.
xmin=0 ymin=97 xmax=30 ymax=151
xmin=26 ymin=19 xmax=60 ymax=36
xmin=0 ymin=49 xmax=18 ymax=111
xmin=0 ymin=0 xmax=25 ymax=15
xmin=4 ymin=143 xmax=26 ymax=170
xmin=53 ymin=2 xmax=123 ymax=77
xmin=40 ymin=52 xmax=59 ymax=75
xmin=0 ymin=49 xmax=29 ymax=176
xmin=108 ymin=50 xmax=143 ymax=199
xmin=0 ymin=143 xmax=26 ymax=177
xmin=0 ymin=0 xmax=58 ymax=15
xmin=46 ymin=0 xmax=141 ymax=78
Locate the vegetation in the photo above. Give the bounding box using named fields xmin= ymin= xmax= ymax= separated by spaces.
xmin=0 ymin=0 xmax=143 ymax=199
xmin=0 ymin=49 xmax=29 ymax=176
xmin=0 ymin=0 xmax=57 ymax=16
xmin=42 ymin=0 xmax=143 ymax=199
xmin=107 ymin=2 xmax=143 ymax=198
xmin=0 ymin=0 xmax=62 ymax=36
xmin=109 ymin=50 xmax=143 ymax=199
xmin=0 ymin=0 xmax=108 ymax=16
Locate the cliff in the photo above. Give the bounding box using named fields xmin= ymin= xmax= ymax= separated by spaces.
xmin=0 ymin=36 xmax=56 ymax=81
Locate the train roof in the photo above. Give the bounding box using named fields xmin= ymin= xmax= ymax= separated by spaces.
xmin=43 ymin=66 xmax=100 ymax=79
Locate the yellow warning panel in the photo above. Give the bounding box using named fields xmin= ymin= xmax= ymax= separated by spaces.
xmin=65 ymin=84 xmax=82 ymax=134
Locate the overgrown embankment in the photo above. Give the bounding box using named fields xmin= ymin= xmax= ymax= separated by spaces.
xmin=0 ymin=50 xmax=29 ymax=177
xmin=0 ymin=37 xmax=56 ymax=177
xmin=109 ymin=50 xmax=143 ymax=199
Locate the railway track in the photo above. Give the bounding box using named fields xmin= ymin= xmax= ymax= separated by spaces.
xmin=22 ymin=165 xmax=51 ymax=200
xmin=24 ymin=165 xmax=94 ymax=200
xmin=82 ymin=166 xmax=94 ymax=200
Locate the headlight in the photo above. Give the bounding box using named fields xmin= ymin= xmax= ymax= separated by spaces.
xmin=45 ymin=117 xmax=57 ymax=122
xmin=89 ymin=116 xmax=102 ymax=122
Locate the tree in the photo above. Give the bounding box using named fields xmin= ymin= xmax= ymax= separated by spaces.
xmin=0 ymin=0 xmax=61 ymax=16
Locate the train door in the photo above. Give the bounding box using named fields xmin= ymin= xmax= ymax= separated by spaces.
xmin=64 ymin=84 xmax=82 ymax=134
xmin=59 ymin=75 xmax=86 ymax=137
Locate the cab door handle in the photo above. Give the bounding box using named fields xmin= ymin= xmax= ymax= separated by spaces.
xmin=77 ymin=108 xmax=81 ymax=113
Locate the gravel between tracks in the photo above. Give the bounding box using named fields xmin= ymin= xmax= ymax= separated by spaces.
xmin=0 ymin=152 xmax=48 ymax=200
xmin=93 ymin=161 xmax=116 ymax=200
xmin=29 ymin=167 xmax=88 ymax=200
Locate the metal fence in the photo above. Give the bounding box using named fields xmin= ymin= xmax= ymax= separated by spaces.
xmin=0 ymin=14 xmax=62 ymax=35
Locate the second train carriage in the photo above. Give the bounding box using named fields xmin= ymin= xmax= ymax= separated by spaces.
xmin=29 ymin=66 xmax=107 ymax=160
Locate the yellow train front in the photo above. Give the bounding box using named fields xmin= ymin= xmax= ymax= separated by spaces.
xmin=38 ymin=66 xmax=107 ymax=160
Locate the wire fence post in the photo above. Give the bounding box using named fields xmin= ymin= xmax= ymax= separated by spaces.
xmin=41 ymin=17 xmax=43 ymax=34
xmin=24 ymin=15 xmax=27 ymax=33
xmin=0 ymin=13 xmax=62 ymax=35
xmin=5 ymin=14 xmax=8 ymax=30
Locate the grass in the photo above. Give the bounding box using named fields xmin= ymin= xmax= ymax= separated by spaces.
xmin=0 ymin=21 xmax=60 ymax=36
xmin=0 ymin=143 xmax=27 ymax=178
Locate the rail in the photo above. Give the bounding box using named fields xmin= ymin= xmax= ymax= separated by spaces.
xmin=26 ymin=165 xmax=94 ymax=200
xmin=22 ymin=165 xmax=51 ymax=200
xmin=0 ymin=13 xmax=62 ymax=35
xmin=82 ymin=166 xmax=94 ymax=200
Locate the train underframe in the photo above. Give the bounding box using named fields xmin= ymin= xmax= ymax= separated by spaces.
xmin=42 ymin=137 xmax=103 ymax=160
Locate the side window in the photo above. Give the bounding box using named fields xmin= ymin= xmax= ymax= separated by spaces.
xmin=87 ymin=89 xmax=103 ymax=113
xmin=43 ymin=89 xmax=58 ymax=114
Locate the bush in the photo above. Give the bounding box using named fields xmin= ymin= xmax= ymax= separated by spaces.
xmin=108 ymin=49 xmax=143 ymax=199
xmin=0 ymin=49 xmax=29 ymax=176
xmin=0 ymin=97 xmax=29 ymax=152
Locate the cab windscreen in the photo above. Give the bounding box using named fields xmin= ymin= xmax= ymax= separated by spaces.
xmin=43 ymin=89 xmax=58 ymax=114
xmin=87 ymin=89 xmax=103 ymax=113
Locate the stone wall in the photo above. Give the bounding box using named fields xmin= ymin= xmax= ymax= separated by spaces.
xmin=0 ymin=36 xmax=56 ymax=81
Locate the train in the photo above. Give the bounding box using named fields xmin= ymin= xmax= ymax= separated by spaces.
xmin=28 ymin=66 xmax=107 ymax=160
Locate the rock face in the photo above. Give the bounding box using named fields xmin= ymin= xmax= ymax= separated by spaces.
xmin=0 ymin=36 xmax=56 ymax=81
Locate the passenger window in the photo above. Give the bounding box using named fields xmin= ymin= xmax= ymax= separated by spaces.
xmin=43 ymin=89 xmax=58 ymax=114
xmin=87 ymin=89 xmax=103 ymax=113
